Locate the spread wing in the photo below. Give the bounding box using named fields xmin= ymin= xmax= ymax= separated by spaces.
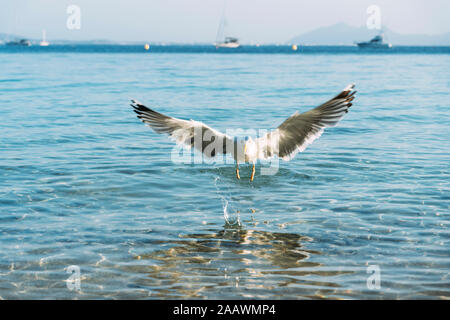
xmin=131 ymin=100 xmax=232 ymax=157
xmin=255 ymin=83 xmax=356 ymax=161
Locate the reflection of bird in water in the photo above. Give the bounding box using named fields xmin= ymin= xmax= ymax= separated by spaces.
xmin=131 ymin=84 xmax=356 ymax=181
xmin=138 ymin=225 xmax=315 ymax=271
xmin=123 ymin=224 xmax=358 ymax=298
xmin=128 ymin=225 xmax=334 ymax=298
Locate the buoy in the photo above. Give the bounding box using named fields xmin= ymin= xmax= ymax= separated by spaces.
xmin=144 ymin=43 xmax=150 ymax=50
xmin=292 ymin=44 xmax=298 ymax=51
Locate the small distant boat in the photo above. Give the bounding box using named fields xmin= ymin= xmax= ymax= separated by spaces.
xmin=6 ymin=39 xmax=31 ymax=46
xmin=215 ymin=1 xmax=240 ymax=48
xmin=356 ymin=34 xmax=392 ymax=49
xmin=40 ymin=30 xmax=49 ymax=46
xmin=216 ymin=37 xmax=240 ymax=48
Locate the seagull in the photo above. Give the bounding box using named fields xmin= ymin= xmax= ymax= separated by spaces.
xmin=131 ymin=83 xmax=356 ymax=181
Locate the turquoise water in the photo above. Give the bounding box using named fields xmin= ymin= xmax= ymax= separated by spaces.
xmin=0 ymin=47 xmax=449 ymax=299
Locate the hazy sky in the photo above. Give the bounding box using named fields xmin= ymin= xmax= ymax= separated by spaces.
xmin=1 ymin=0 xmax=449 ymax=43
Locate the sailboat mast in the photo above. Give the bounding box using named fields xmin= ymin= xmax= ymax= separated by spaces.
xmin=214 ymin=0 xmax=240 ymax=48
xmin=215 ymin=1 xmax=226 ymax=44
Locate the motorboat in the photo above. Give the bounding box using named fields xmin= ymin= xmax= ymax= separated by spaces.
xmin=356 ymin=34 xmax=392 ymax=49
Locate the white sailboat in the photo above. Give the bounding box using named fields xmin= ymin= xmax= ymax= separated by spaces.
xmin=40 ymin=30 xmax=49 ymax=46
xmin=215 ymin=2 xmax=240 ymax=48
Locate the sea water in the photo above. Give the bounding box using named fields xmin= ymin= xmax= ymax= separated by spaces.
xmin=0 ymin=45 xmax=449 ymax=299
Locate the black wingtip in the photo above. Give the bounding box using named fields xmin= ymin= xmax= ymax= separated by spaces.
xmin=130 ymin=99 xmax=152 ymax=113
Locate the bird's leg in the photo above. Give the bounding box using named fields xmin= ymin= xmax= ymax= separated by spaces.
xmin=250 ymin=162 xmax=255 ymax=181
xmin=235 ymin=161 xmax=240 ymax=180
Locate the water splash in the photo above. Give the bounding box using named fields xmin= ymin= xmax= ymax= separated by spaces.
xmin=214 ymin=176 xmax=241 ymax=226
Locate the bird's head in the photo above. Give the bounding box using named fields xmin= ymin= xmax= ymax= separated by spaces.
xmin=244 ymin=137 xmax=257 ymax=162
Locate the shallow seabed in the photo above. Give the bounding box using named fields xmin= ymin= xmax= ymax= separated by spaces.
xmin=0 ymin=48 xmax=449 ymax=299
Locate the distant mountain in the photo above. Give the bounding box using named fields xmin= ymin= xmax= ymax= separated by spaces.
xmin=289 ymin=23 xmax=450 ymax=46
xmin=2 ymin=24 xmax=450 ymax=46
xmin=0 ymin=33 xmax=30 ymax=42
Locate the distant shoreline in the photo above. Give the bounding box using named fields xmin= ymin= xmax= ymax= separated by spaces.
xmin=2 ymin=41 xmax=450 ymax=47
xmin=0 ymin=44 xmax=449 ymax=55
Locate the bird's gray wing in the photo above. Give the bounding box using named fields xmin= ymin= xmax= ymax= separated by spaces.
xmin=131 ymin=100 xmax=232 ymax=157
xmin=255 ymin=84 xmax=356 ymax=161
